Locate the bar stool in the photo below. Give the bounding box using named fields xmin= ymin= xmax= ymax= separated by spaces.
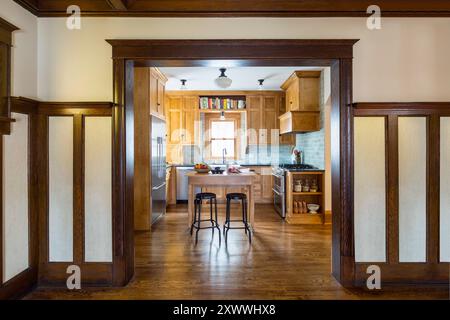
xmin=224 ymin=193 xmax=252 ymax=244
xmin=190 ymin=192 xmax=221 ymax=245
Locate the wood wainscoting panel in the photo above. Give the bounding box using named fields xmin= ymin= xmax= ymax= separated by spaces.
xmin=354 ymin=117 xmax=386 ymax=262
xmin=2 ymin=112 xmax=29 ymax=282
xmin=440 ymin=117 xmax=450 ymax=262
xmin=84 ymin=117 xmax=113 ymax=262
xmin=48 ymin=117 xmax=74 ymax=262
xmin=398 ymin=117 xmax=427 ymax=263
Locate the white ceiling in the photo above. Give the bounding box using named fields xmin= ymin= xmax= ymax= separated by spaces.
xmin=159 ymin=67 xmax=325 ymax=91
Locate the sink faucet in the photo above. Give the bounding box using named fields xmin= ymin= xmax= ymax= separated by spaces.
xmin=222 ymin=148 xmax=227 ymax=164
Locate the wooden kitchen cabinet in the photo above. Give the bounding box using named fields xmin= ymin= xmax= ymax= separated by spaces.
xmin=135 ymin=67 xmax=167 ymax=119
xmin=166 ymin=96 xmax=183 ymax=144
xmin=166 ymin=94 xmax=199 ymax=145
xmin=280 ymin=71 xmax=321 ymax=133
xmin=281 ymin=71 xmax=321 ymax=112
xmin=247 ymin=92 xmax=284 ymax=146
xmin=166 ymin=166 xmax=177 ymax=206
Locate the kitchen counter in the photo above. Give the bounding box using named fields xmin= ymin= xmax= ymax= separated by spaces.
xmin=186 ymin=171 xmax=257 ymax=230
xmin=168 ymin=163 xmax=273 ymax=167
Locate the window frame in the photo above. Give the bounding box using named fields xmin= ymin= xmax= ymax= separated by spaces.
xmin=204 ymin=113 xmax=241 ymax=161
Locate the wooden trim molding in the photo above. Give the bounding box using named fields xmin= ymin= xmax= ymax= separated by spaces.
xmin=0 ymin=18 xmax=19 ymax=135
xmin=37 ymin=101 xmax=114 ymax=287
xmin=352 ymin=102 xmax=450 ymax=286
xmin=0 ymin=97 xmax=39 ymax=300
xmin=12 ymin=0 xmax=450 ymax=17
xmin=108 ymin=39 xmax=358 ymax=287
xmin=1 ymin=98 xmax=114 ymax=298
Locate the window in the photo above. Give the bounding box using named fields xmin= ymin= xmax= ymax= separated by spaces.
xmin=205 ymin=113 xmax=241 ymax=160
xmin=211 ymin=121 xmax=235 ymax=158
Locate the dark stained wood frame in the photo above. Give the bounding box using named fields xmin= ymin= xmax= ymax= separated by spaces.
xmin=12 ymin=0 xmax=450 ymax=17
xmin=0 ymin=18 xmax=19 ymax=135
xmin=107 ymin=39 xmax=358 ymax=287
xmin=1 ymin=98 xmax=115 ymax=296
xmin=353 ymin=102 xmax=450 ymax=285
xmin=0 ymin=97 xmax=39 ymax=299
xmin=36 ymin=102 xmax=114 ymax=286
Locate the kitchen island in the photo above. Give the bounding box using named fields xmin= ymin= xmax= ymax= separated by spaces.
xmin=187 ymin=172 xmax=257 ymax=230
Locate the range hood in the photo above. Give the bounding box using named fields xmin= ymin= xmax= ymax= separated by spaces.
xmin=279 ymin=111 xmax=320 ymax=134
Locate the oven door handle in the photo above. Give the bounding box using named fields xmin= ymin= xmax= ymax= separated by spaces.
xmin=272 ymin=187 xmax=282 ymax=196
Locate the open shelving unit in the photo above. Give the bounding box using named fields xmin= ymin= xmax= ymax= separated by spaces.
xmin=199 ymin=95 xmax=246 ymax=111
xmin=286 ymin=171 xmax=325 ymax=224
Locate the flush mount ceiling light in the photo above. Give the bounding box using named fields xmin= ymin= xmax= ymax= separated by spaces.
xmin=215 ymin=68 xmax=232 ymax=89
xmin=258 ymin=79 xmax=265 ymax=90
xmin=180 ymin=79 xmax=187 ymax=90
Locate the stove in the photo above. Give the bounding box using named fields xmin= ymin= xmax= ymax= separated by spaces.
xmin=279 ymin=163 xmax=318 ymax=171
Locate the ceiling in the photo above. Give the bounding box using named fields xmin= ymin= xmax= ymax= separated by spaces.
xmin=160 ymin=67 xmax=324 ymax=91
xmin=13 ymin=0 xmax=450 ymax=17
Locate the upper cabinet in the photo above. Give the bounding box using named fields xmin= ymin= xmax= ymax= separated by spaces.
xmin=0 ymin=18 xmax=18 ymax=135
xmin=135 ymin=67 xmax=168 ymax=120
xmin=281 ymin=71 xmax=321 ymax=112
xmin=247 ymin=93 xmax=285 ymax=145
xmin=280 ymin=71 xmax=321 ymax=134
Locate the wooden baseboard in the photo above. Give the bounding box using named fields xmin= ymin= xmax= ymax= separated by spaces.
xmin=0 ymin=267 xmax=37 ymax=300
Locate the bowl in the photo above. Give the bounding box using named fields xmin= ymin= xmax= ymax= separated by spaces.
xmin=194 ymin=168 xmax=211 ymax=174
xmin=211 ymin=167 xmax=225 ymax=174
xmin=307 ymin=204 xmax=320 ymax=214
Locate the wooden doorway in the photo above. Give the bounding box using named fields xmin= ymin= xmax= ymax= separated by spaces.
xmin=106 ymin=40 xmax=358 ymax=287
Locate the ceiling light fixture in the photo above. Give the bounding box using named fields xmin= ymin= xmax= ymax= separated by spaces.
xmin=180 ymin=79 xmax=187 ymax=90
xmin=215 ymin=68 xmax=232 ymax=89
xmin=258 ymin=79 xmax=265 ymax=90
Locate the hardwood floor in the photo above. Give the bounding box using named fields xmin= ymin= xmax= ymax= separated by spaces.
xmin=25 ymin=204 xmax=448 ymax=300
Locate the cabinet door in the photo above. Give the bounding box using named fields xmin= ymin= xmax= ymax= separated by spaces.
xmin=262 ymin=95 xmax=279 ymax=145
xmin=261 ymin=167 xmax=274 ymax=202
xmin=157 ymin=79 xmax=165 ymax=116
xmin=286 ymin=85 xmax=298 ymax=112
xmin=279 ymin=95 xmax=295 ymax=145
xmin=299 ymin=77 xmax=320 ymax=111
xmin=182 ymin=96 xmax=198 ymax=144
xmin=247 ymin=95 xmax=262 ymax=145
xmin=167 ymin=97 xmax=183 ymax=144
xmin=149 ymin=71 xmax=158 ymax=115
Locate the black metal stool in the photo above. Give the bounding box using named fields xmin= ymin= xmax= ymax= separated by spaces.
xmin=190 ymin=192 xmax=221 ymax=245
xmin=224 ymin=193 xmax=251 ymax=244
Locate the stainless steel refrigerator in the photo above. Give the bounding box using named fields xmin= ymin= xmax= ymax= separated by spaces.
xmin=151 ymin=116 xmax=167 ymax=224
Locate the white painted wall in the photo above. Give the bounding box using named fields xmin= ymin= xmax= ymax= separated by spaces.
xmin=48 ymin=117 xmax=73 ymax=262
xmin=398 ymin=117 xmax=427 ymax=262
xmin=3 ymin=113 xmax=29 ymax=282
xmin=36 ymin=17 xmax=450 ymax=102
xmin=84 ymin=117 xmax=112 ymax=263
xmin=354 ymin=117 xmax=386 ymax=262
xmin=0 ymin=0 xmax=37 ymax=98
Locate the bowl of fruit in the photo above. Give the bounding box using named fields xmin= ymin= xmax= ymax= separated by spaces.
xmin=194 ymin=163 xmax=211 ymax=174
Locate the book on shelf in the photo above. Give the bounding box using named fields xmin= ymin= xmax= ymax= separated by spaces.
xmin=199 ymin=97 xmax=246 ymax=110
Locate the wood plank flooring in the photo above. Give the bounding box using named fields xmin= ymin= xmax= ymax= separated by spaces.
xmin=25 ymin=204 xmax=448 ymax=300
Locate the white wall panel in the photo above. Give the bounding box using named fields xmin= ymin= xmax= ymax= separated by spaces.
xmin=398 ymin=117 xmax=427 ymax=262
xmin=440 ymin=117 xmax=450 ymax=262
xmin=84 ymin=117 xmax=112 ymax=262
xmin=3 ymin=113 xmax=29 ymax=282
xmin=49 ymin=117 xmax=73 ymax=262
xmin=354 ymin=117 xmax=386 ymax=262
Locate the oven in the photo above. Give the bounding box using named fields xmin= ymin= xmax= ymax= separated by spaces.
xmin=272 ymin=167 xmax=286 ymax=218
